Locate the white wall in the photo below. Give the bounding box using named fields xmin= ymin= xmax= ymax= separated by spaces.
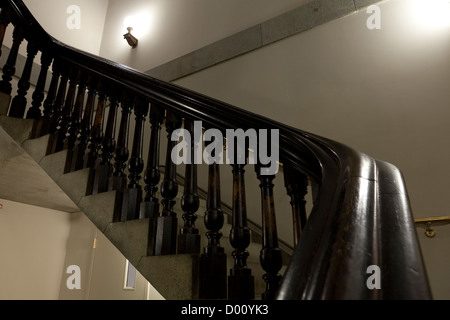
xmin=99 ymin=0 xmax=312 ymax=71
xmin=2 ymin=0 xmax=448 ymax=299
xmin=0 ymin=199 xmax=71 ymax=300
xmin=174 ymin=0 xmax=450 ymax=221
xmin=2 ymin=0 xmax=109 ymax=56
xmin=172 ymin=0 xmax=450 ymax=298
xmin=417 ymin=225 xmax=450 ymax=300
xmin=23 ymin=0 xmax=109 ymax=55
xmin=59 ymin=212 xmax=164 ymax=300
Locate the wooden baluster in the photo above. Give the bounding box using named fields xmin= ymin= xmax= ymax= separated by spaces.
xmin=154 ymin=110 xmax=182 ymax=256
xmin=120 ymin=96 xmax=148 ymax=221
xmin=108 ymin=94 xmax=132 ymax=193
xmin=64 ymin=70 xmax=87 ymax=173
xmin=0 ymin=25 xmax=24 ymax=96
xmin=91 ymin=91 xmax=118 ymax=194
xmin=67 ymin=75 xmax=96 ymax=172
xmin=49 ymin=65 xmax=78 ymax=154
xmin=28 ymin=51 xmax=53 ymax=138
xmin=178 ymin=119 xmax=201 ymax=254
xmin=64 ymin=70 xmax=86 ymax=150
xmin=256 ymin=164 xmax=282 ymax=300
xmin=9 ymin=41 xmax=38 ymax=118
xmin=199 ymin=138 xmax=227 ymax=299
xmin=83 ymin=81 xmax=106 ymax=170
xmin=0 ymin=8 xmax=12 ymax=58
xmin=140 ymin=103 xmax=164 ymax=256
xmin=36 ymin=58 xmax=60 ymax=137
xmin=46 ymin=63 xmax=69 ymax=154
xmin=283 ymin=164 xmax=308 ymax=246
xmin=228 ymin=142 xmax=254 ymax=300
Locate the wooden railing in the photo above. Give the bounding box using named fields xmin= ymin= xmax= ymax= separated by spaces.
xmin=0 ymin=0 xmax=432 ymax=300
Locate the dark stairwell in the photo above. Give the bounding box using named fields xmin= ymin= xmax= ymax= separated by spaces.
xmin=0 ymin=0 xmax=432 ymax=300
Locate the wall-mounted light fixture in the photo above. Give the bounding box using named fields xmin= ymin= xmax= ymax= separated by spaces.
xmin=123 ymin=27 xmax=138 ymax=48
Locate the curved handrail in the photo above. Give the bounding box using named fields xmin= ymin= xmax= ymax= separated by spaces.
xmin=2 ymin=0 xmax=432 ymax=299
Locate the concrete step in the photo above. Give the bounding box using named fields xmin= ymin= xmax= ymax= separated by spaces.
xmin=76 ymin=188 xmax=264 ymax=266
xmin=137 ymin=254 xmax=200 ymax=300
xmin=5 ymin=120 xmax=289 ymax=300
xmin=0 ymin=115 xmax=34 ymax=144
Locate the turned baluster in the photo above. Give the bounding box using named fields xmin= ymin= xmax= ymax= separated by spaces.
xmin=0 ymin=8 xmax=12 ymax=58
xmin=228 ymin=142 xmax=254 ymax=300
xmin=256 ymin=164 xmax=282 ymax=300
xmin=46 ymin=64 xmax=69 ymax=155
xmin=9 ymin=41 xmax=38 ymax=118
xmin=140 ymin=103 xmax=164 ymax=256
xmin=178 ymin=118 xmax=201 ymax=254
xmin=91 ymin=92 xmax=119 ymax=194
xmin=63 ymin=70 xmax=87 ymax=173
xmin=283 ymin=164 xmax=308 ymax=246
xmin=28 ymin=51 xmax=53 ymax=137
xmin=83 ymin=81 xmax=106 ymax=170
xmin=154 ymin=110 xmax=182 ymax=256
xmin=36 ymin=58 xmax=60 ymax=137
xmin=0 ymin=25 xmax=24 ymax=96
xmin=120 ymin=96 xmax=148 ymax=221
xmin=108 ymin=95 xmax=132 ymax=193
xmin=49 ymin=66 xmax=78 ymax=154
xmin=64 ymin=70 xmax=86 ymax=150
xmin=199 ymin=138 xmax=227 ymax=299
xmin=67 ymin=75 xmax=96 ymax=172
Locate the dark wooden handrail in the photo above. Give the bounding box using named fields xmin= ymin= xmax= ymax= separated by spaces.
xmin=0 ymin=0 xmax=432 ymax=299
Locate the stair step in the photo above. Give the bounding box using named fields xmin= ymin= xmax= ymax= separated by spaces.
xmin=22 ymin=134 xmax=50 ymax=163
xmin=0 ymin=92 xmax=11 ymax=116
xmin=39 ymin=149 xmax=68 ymax=182
xmin=14 ymin=131 xmax=289 ymax=300
xmin=104 ymin=218 xmax=150 ymax=268
xmin=57 ymin=168 xmax=92 ymax=205
xmin=0 ymin=115 xmax=33 ymax=144
xmin=78 ymin=190 xmax=122 ymax=232
xmin=136 ymin=254 xmax=287 ymax=300
xmin=137 ymin=254 xmax=200 ymax=300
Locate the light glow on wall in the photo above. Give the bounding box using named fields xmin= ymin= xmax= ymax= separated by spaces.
xmin=123 ymin=11 xmax=153 ymax=39
xmin=410 ymin=0 xmax=450 ymax=31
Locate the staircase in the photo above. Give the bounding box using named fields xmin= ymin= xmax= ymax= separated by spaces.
xmin=0 ymin=113 xmax=289 ymax=299
xmin=0 ymin=72 xmax=282 ymax=301
xmin=0 ymin=0 xmax=432 ymax=300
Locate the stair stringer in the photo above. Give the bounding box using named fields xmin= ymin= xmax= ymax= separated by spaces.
xmin=1 ymin=115 xmax=288 ymax=300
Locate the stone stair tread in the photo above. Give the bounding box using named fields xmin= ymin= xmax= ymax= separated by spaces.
xmin=21 ymin=133 xmax=50 ymax=163
xmin=38 ymin=149 xmax=68 ymax=182
xmin=6 ymin=123 xmax=291 ymax=301
xmin=0 ymin=115 xmax=34 ymax=144
xmin=137 ymin=254 xmax=200 ymax=300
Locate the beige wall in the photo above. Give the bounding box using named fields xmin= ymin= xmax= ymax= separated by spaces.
xmin=99 ymin=0 xmax=312 ymax=71
xmin=417 ymin=226 xmax=450 ymax=300
xmin=58 ymin=211 xmax=97 ymax=300
xmin=59 ymin=212 xmax=164 ymax=300
xmin=0 ymin=200 xmax=164 ymax=300
xmin=23 ymin=0 xmax=110 ymax=56
xmin=2 ymin=0 xmax=109 ymax=57
xmin=0 ymin=199 xmax=71 ymax=300
xmin=2 ymin=0 xmax=448 ymax=299
xmin=172 ymin=0 xmax=450 ymax=298
xmin=174 ymin=0 xmax=450 ymax=222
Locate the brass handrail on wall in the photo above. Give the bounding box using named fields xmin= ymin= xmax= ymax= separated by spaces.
xmin=415 ymin=216 xmax=450 ymax=238
xmin=0 ymin=0 xmax=433 ymax=299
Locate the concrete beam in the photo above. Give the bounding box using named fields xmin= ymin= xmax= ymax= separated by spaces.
xmin=145 ymin=0 xmax=384 ymax=82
